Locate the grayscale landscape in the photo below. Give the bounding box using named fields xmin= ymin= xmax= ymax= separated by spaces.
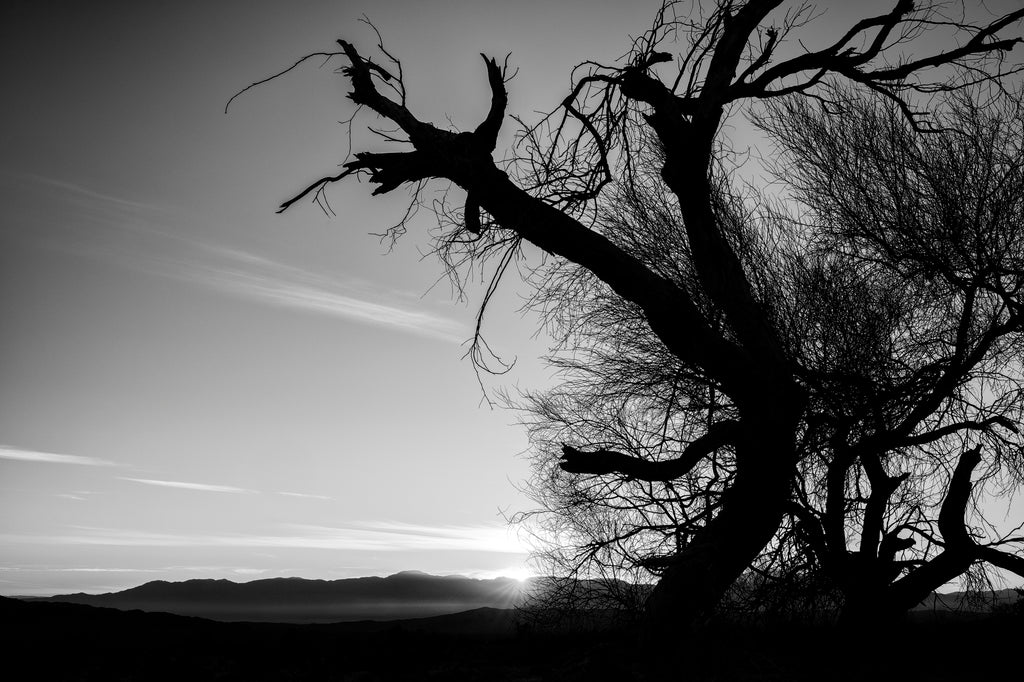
xmin=3 ymin=0 xmax=1024 ymax=679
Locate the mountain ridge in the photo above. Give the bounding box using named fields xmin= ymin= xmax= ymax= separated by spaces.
xmin=27 ymin=571 xmax=531 ymax=623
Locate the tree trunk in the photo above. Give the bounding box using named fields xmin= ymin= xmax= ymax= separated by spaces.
xmin=643 ymin=408 xmax=799 ymax=632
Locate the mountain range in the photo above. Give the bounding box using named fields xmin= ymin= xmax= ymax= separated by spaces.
xmin=27 ymin=571 xmax=530 ymax=623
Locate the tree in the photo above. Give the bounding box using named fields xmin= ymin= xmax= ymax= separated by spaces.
xmin=758 ymin=88 xmax=1024 ymax=622
xmin=518 ymin=87 xmax=1024 ymax=625
xmin=250 ymin=0 xmax=1024 ymax=629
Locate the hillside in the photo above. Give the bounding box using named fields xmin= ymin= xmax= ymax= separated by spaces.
xmin=6 ymin=595 xmax=1024 ymax=681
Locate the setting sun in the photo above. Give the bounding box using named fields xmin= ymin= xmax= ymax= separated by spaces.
xmin=502 ymin=566 xmax=535 ymax=583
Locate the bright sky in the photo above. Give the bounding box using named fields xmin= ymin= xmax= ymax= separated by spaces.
xmin=2 ymin=1 xmax=1021 ymax=597
xmin=0 ymin=0 xmax=660 ymax=596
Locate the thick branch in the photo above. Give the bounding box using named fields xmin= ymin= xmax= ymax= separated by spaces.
xmin=337 ymin=40 xmax=443 ymax=147
xmin=883 ymin=446 xmax=985 ymax=611
xmin=559 ymin=419 xmax=740 ymax=482
xmin=473 ymin=54 xmax=507 ymax=151
xmin=878 ymin=531 xmax=915 ymax=564
xmin=859 ymin=457 xmax=909 ymax=560
xmin=278 ymin=150 xmax=436 ymax=212
xmin=978 ymin=547 xmax=1024 ymax=581
xmin=824 ymin=430 xmax=856 ymax=557
xmin=938 ymin=445 xmax=983 ymax=549
xmin=898 ymin=417 xmax=1018 ymax=448
xmin=700 ymin=1 xmax=785 ymax=103
xmin=282 ymin=39 xmax=756 ymax=393
xmin=736 ymin=26 xmax=779 ymax=85
xmin=704 ymin=0 xmax=782 ymax=99
xmin=733 ymin=0 xmax=916 ymax=98
xmin=621 ymin=58 xmax=793 ymax=378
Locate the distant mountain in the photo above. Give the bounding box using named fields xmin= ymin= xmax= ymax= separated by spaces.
xmin=30 ymin=571 xmax=529 ymax=623
xmin=911 ymin=587 xmax=1022 ymax=612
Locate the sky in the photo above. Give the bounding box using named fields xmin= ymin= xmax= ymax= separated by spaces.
xmin=0 ymin=0 xmax=662 ymax=596
xmin=2 ymin=1 xmax=1022 ymax=597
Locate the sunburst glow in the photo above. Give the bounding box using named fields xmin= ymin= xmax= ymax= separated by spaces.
xmin=501 ymin=565 xmax=535 ymax=583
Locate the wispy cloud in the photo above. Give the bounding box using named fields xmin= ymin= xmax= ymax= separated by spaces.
xmin=0 ymin=445 xmax=116 ymax=467
xmin=267 ymin=522 xmax=528 ymax=553
xmin=349 ymin=521 xmax=528 ymax=553
xmin=0 ymin=566 xmax=161 ymax=574
xmin=5 ymin=171 xmax=167 ymax=214
xmin=4 ymin=172 xmax=466 ymax=343
xmin=184 ymin=247 xmax=466 ymax=343
xmin=118 ymin=477 xmax=255 ymax=494
xmin=53 ymin=567 xmax=160 ymax=574
xmin=276 ymin=491 xmax=333 ymax=500
xmin=55 ymin=490 xmax=102 ymax=501
xmin=166 ymin=565 xmax=271 ymax=576
xmin=1 ymin=522 xmax=528 ymax=555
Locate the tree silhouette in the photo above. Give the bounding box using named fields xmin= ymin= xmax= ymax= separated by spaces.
xmin=259 ymin=1 xmax=1024 ymax=628
xmin=517 ymin=88 xmax=1024 ymax=625
xmin=760 ymin=89 xmax=1024 ymax=623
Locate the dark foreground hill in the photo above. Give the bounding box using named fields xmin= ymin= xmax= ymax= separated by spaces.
xmin=28 ymin=571 xmax=530 ymax=622
xmin=5 ymin=595 xmax=1023 ymax=681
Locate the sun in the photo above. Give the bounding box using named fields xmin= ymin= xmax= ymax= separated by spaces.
xmin=502 ymin=565 xmax=535 ymax=583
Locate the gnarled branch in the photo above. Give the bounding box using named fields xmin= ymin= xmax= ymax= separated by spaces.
xmin=559 ymin=419 xmax=740 ymax=482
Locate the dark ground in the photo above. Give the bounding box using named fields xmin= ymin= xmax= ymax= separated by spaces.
xmin=4 ymin=596 xmax=1022 ymax=681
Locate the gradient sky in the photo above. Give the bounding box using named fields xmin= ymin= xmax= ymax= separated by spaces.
xmin=2 ymin=1 xmax=1022 ymax=596
xmin=0 ymin=0 xmax=662 ymax=596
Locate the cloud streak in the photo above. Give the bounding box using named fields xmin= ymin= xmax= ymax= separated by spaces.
xmin=276 ymin=491 xmax=333 ymax=500
xmin=2 ymin=522 xmax=528 ymax=555
xmin=185 ymin=247 xmax=466 ymax=343
xmin=5 ymin=171 xmax=168 ymax=214
xmin=119 ymin=477 xmax=255 ymax=494
xmin=4 ymin=172 xmax=466 ymax=343
xmin=0 ymin=446 xmax=116 ymax=467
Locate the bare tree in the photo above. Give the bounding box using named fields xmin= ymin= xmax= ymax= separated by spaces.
xmin=756 ymin=88 xmax=1024 ymax=622
xmin=248 ymin=0 xmax=1024 ymax=629
xmin=518 ymin=86 xmax=1024 ymax=625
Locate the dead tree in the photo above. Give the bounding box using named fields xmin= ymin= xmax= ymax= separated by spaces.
xmin=253 ymin=0 xmax=1024 ymax=629
xmin=755 ymin=87 xmax=1024 ymax=623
